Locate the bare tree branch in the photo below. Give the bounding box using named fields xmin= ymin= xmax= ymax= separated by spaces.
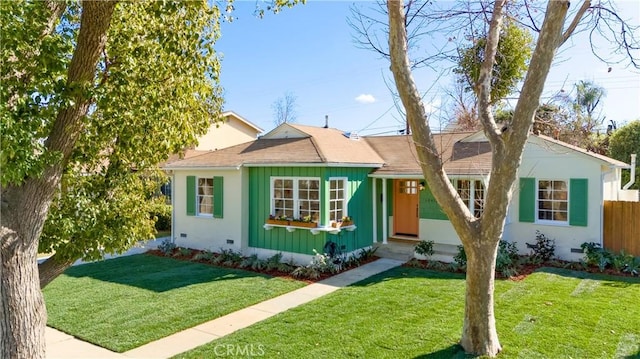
xmin=561 ymin=0 xmax=591 ymax=46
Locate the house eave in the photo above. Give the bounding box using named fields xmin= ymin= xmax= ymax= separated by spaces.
xmin=245 ymin=162 xmax=383 ymax=168
xmin=162 ymin=165 xmax=241 ymax=171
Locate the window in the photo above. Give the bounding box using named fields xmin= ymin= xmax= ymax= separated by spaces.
xmin=519 ymin=177 xmax=587 ymax=226
xmin=329 ymin=178 xmax=347 ymax=222
xmin=197 ymin=178 xmax=214 ymax=216
xmin=537 ymin=180 xmax=568 ymax=222
xmin=271 ymin=177 xmax=320 ymax=222
xmin=186 ymin=175 xmax=223 ymax=218
xmin=399 ymin=180 xmax=418 ymax=194
xmin=452 ymin=179 xmax=485 ymax=218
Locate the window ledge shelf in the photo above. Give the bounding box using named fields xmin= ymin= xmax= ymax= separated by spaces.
xmin=263 ymin=224 xmax=356 ymax=235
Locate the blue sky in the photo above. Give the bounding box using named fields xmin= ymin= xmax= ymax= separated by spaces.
xmin=216 ymin=1 xmax=640 ymax=135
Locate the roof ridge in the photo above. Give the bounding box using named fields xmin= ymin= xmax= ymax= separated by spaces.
xmin=308 ymin=136 xmax=327 ymax=162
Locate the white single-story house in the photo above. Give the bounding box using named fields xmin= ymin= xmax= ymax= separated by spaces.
xmin=164 ymin=122 xmax=638 ymax=263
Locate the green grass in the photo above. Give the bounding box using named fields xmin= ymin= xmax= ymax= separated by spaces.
xmin=154 ymin=229 xmax=171 ymax=238
xmin=176 ymin=267 xmax=640 ymax=359
xmin=43 ymin=254 xmax=305 ymax=352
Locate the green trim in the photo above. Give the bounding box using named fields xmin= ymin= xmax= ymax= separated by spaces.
xmin=186 ymin=176 xmax=196 ymax=216
xmin=213 ymin=176 xmax=224 ymax=218
xmin=519 ymin=177 xmax=535 ymax=223
xmin=569 ymin=178 xmax=588 ymax=226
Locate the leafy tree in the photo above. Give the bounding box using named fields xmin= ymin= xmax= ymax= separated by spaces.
xmin=455 ymin=20 xmax=533 ymax=103
xmin=385 ymin=0 xmax=638 ymax=356
xmin=609 ymin=120 xmax=640 ymax=190
xmin=272 ymin=91 xmax=299 ymax=125
xmin=0 ymin=0 xmax=299 ymax=357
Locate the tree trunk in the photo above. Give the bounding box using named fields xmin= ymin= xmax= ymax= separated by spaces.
xmin=1 ymin=231 xmax=47 ymax=359
xmin=39 ymin=253 xmax=78 ymax=289
xmin=460 ymin=239 xmax=501 ymax=355
xmin=0 ymin=2 xmax=116 ymax=357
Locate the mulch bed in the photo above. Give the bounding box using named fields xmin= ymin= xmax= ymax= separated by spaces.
xmin=146 ymin=248 xmax=378 ymax=284
xmin=405 ymin=258 xmax=638 ymax=281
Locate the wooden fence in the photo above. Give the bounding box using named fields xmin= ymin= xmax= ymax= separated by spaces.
xmin=603 ymin=201 xmax=640 ymax=256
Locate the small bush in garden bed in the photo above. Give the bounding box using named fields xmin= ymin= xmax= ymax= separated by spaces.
xmin=158 ymin=239 xmax=176 ymax=256
xmin=415 ymin=240 xmax=434 ymax=257
xmin=526 ymin=230 xmax=556 ymax=263
xmin=147 ymin=245 xmax=379 ymax=283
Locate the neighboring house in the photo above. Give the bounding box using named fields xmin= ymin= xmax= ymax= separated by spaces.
xmin=164 ymin=122 xmax=638 ymax=263
xmin=161 ymin=111 xmax=263 ymax=200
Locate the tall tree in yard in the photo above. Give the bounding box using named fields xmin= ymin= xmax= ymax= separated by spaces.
xmin=0 ymin=1 xmax=298 ymax=357
xmin=385 ymin=0 xmax=638 ymax=356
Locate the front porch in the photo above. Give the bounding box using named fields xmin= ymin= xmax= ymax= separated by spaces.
xmin=374 ymin=237 xmax=458 ymax=263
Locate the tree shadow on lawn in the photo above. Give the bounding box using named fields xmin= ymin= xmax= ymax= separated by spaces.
xmin=63 ymin=253 xmax=283 ymax=293
xmin=412 ymin=344 xmax=479 ymax=359
xmin=535 ymin=267 xmax=640 ymax=286
xmin=346 ymin=266 xmax=466 ymax=288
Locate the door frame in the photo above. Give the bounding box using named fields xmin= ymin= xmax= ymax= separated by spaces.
xmin=393 ymin=179 xmax=420 ymax=237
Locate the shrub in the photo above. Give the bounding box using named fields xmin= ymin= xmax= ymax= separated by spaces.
xmin=174 ymin=247 xmax=192 ymax=257
xmin=193 ymin=250 xmax=214 ymax=261
xmin=454 ymin=245 xmax=467 ymax=268
xmin=496 ymin=241 xmax=520 ymax=277
xmin=211 ymin=248 xmax=243 ymax=266
xmin=357 ymin=246 xmax=378 ymax=260
xmin=581 ymin=242 xmax=612 ymax=272
xmin=265 ymin=253 xmax=284 ymax=271
xmin=240 ymin=254 xmax=265 ymax=271
xmin=415 ymin=240 xmax=434 ymax=257
xmin=292 ymin=250 xmax=340 ymax=279
xmin=623 ymin=257 xmax=640 ymax=276
xmin=151 ymin=203 xmax=172 ymax=231
xmin=157 ymin=239 xmax=176 ymax=256
xmin=526 ymin=230 xmax=556 ymax=262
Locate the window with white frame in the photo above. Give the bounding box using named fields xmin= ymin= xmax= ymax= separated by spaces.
xmin=452 ymin=179 xmax=485 ymax=218
xmin=537 ymin=180 xmax=568 ymax=222
xmin=329 ymin=178 xmax=347 ymax=222
xmin=271 ymin=177 xmax=320 ymax=222
xmin=197 ymin=177 xmax=214 ymax=216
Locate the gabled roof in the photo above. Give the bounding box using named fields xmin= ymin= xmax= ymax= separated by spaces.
xmin=364 ymin=132 xmax=492 ymax=176
xmin=164 ymin=123 xmax=385 ymax=169
xmin=532 ymin=134 xmax=629 ymax=168
xmin=222 ymin=110 xmax=263 ymax=133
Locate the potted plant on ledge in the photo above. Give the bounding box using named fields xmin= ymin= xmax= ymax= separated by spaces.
xmin=332 ymin=216 xmax=353 ymax=228
xmin=266 ymin=214 xmax=289 ymax=226
xmin=290 ymin=215 xmax=318 ymax=228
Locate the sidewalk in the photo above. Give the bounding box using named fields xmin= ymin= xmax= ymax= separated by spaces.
xmin=46 ymin=257 xmax=403 ymax=359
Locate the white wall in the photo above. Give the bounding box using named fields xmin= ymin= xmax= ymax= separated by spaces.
xmin=419 ymin=219 xmax=461 ymax=246
xmin=505 ymin=138 xmax=605 ymax=261
xmin=172 ymin=169 xmax=246 ymax=252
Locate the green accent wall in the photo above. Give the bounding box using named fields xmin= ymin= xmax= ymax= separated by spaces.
xmin=419 ymin=185 xmax=448 ymax=220
xmin=248 ymin=167 xmax=375 ymax=255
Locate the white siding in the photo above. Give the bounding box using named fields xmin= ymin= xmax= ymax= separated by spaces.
xmin=505 ymin=138 xmax=605 ymax=261
xmin=172 ymin=169 xmax=246 ymax=252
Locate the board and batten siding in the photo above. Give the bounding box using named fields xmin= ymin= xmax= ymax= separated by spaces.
xmin=248 ymin=166 xmax=374 ymax=256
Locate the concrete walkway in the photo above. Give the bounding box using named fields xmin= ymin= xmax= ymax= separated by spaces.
xmin=46 ymin=258 xmax=403 ymax=359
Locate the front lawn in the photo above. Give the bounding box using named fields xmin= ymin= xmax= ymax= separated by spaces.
xmin=43 ymin=254 xmax=306 ymax=352
xmin=176 ymin=266 xmax=640 ymax=358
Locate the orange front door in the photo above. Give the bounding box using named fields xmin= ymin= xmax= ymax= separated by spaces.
xmin=394 ymin=179 xmax=419 ymax=236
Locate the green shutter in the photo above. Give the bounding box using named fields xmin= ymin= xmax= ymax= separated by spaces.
xmin=186 ymin=176 xmax=196 ymax=216
xmin=213 ymin=176 xmax=224 ymax=218
xmin=519 ymin=177 xmax=535 ymax=223
xmin=569 ymin=178 xmax=588 ymax=226
xmin=419 ymin=185 xmax=448 ymax=220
